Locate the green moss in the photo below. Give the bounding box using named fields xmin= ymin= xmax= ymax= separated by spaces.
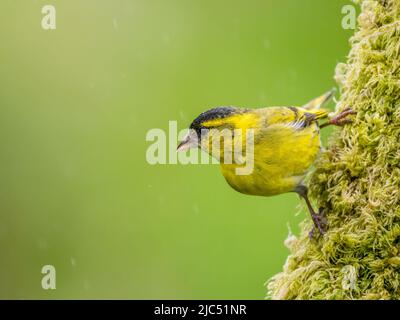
xmin=268 ymin=0 xmax=400 ymax=300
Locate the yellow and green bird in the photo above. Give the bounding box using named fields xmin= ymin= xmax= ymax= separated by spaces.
xmin=177 ymin=90 xmax=354 ymax=236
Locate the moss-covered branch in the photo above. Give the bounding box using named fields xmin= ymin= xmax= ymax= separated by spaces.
xmin=268 ymin=0 xmax=400 ymax=300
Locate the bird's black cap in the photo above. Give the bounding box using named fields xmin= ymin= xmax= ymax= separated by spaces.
xmin=189 ymin=106 xmax=237 ymax=137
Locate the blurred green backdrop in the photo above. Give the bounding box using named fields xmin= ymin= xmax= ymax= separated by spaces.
xmin=0 ymin=0 xmax=354 ymax=299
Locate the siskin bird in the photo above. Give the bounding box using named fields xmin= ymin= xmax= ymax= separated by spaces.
xmin=177 ymin=90 xmax=355 ymax=236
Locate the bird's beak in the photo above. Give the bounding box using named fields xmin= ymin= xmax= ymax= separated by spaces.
xmin=177 ymin=131 xmax=198 ymax=152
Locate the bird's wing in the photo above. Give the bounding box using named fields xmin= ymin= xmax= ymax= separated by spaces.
xmin=263 ymin=106 xmax=329 ymax=130
xmin=285 ymin=107 xmax=329 ymax=130
xmin=255 ymin=107 xmax=326 ymax=175
xmin=302 ymin=89 xmax=335 ymax=110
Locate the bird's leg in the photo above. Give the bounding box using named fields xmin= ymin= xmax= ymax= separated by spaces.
xmin=320 ymin=108 xmax=356 ymax=129
xmin=295 ymin=185 xmax=327 ymax=238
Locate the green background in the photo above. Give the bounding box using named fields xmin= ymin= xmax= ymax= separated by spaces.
xmin=0 ymin=0 xmax=354 ymax=299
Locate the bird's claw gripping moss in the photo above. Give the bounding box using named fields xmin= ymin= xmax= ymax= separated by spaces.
xmin=309 ymin=208 xmax=328 ymax=239
xmin=320 ymin=108 xmax=356 ymax=128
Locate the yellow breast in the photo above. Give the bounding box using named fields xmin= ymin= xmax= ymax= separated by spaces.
xmin=220 ymin=120 xmax=321 ymax=197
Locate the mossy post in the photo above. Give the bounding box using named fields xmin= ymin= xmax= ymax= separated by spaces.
xmin=268 ymin=0 xmax=400 ymax=299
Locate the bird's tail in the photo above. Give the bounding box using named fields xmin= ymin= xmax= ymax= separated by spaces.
xmin=302 ymin=89 xmax=336 ymax=110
